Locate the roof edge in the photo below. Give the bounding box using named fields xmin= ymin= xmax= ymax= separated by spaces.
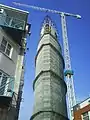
xmin=0 ymin=4 xmax=29 ymax=14
xmin=74 ymin=96 xmax=90 ymax=107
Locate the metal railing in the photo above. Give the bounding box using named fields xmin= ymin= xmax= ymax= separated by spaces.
xmin=0 ymin=76 xmax=14 ymax=97
xmin=0 ymin=14 xmax=25 ymax=30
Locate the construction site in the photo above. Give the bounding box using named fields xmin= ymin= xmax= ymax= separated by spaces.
xmin=0 ymin=1 xmax=90 ymax=120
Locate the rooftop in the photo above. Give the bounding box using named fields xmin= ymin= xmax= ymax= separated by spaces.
xmin=73 ymin=97 xmax=90 ymax=111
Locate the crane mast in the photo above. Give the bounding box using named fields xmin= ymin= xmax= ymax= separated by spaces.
xmin=61 ymin=13 xmax=76 ymax=119
xmin=13 ymin=2 xmax=81 ymax=120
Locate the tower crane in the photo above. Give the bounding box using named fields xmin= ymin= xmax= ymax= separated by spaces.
xmin=13 ymin=2 xmax=81 ymax=120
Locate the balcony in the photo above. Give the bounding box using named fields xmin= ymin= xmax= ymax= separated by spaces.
xmin=0 ymin=76 xmax=14 ymax=108
xmin=0 ymin=14 xmax=26 ymax=46
xmin=0 ymin=13 xmax=25 ymax=30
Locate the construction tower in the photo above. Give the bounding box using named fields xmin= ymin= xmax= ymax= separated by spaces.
xmin=30 ymin=15 xmax=68 ymax=120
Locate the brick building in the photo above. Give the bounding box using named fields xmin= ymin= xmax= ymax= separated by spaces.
xmin=73 ymin=97 xmax=90 ymax=120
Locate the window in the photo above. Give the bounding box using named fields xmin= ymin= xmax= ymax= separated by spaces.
xmin=44 ymin=24 xmax=51 ymax=33
xmin=0 ymin=72 xmax=2 ymax=86
xmin=0 ymin=37 xmax=13 ymax=57
xmin=82 ymin=112 xmax=89 ymax=120
xmin=0 ymin=71 xmax=8 ymax=95
xmin=88 ymin=100 xmax=90 ymax=104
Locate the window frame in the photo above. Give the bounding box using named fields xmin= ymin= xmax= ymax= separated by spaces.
xmin=82 ymin=112 xmax=89 ymax=120
xmin=0 ymin=71 xmax=8 ymax=95
xmin=0 ymin=37 xmax=13 ymax=58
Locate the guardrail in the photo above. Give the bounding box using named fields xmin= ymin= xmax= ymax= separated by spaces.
xmin=0 ymin=76 xmax=14 ymax=97
xmin=0 ymin=14 xmax=25 ymax=30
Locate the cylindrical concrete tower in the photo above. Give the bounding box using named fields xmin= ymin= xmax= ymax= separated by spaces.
xmin=30 ymin=15 xmax=68 ymax=120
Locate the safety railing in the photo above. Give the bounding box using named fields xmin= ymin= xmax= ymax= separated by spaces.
xmin=0 ymin=76 xmax=14 ymax=97
xmin=0 ymin=14 xmax=25 ymax=30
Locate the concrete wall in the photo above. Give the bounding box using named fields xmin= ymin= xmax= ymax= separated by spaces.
xmin=36 ymin=34 xmax=64 ymax=78
xmin=31 ymin=33 xmax=68 ymax=120
xmin=0 ymin=28 xmax=21 ymax=120
xmin=37 ymin=34 xmax=62 ymax=54
xmin=0 ymin=4 xmax=28 ymax=120
xmin=0 ymin=107 xmax=17 ymax=120
xmin=0 ymin=28 xmax=19 ymax=76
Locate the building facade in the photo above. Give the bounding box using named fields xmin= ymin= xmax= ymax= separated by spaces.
xmin=73 ymin=97 xmax=90 ymax=120
xmin=30 ymin=16 xmax=68 ymax=120
xmin=0 ymin=4 xmax=30 ymax=120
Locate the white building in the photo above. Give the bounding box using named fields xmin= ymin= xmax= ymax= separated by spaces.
xmin=0 ymin=4 xmax=30 ymax=120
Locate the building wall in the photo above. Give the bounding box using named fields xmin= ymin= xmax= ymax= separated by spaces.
xmin=0 ymin=107 xmax=17 ymax=120
xmin=0 ymin=4 xmax=29 ymax=120
xmin=37 ymin=34 xmax=62 ymax=54
xmin=0 ymin=27 xmax=22 ymax=120
xmin=0 ymin=27 xmax=25 ymax=120
xmin=73 ymin=98 xmax=90 ymax=120
xmin=31 ymin=33 xmax=68 ymax=120
xmin=0 ymin=28 xmax=19 ymax=76
xmin=74 ymin=104 xmax=90 ymax=120
xmin=80 ymin=98 xmax=90 ymax=109
xmin=36 ymin=34 xmax=63 ymax=77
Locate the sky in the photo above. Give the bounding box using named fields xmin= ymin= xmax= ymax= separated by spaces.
xmin=0 ymin=0 xmax=90 ymax=120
